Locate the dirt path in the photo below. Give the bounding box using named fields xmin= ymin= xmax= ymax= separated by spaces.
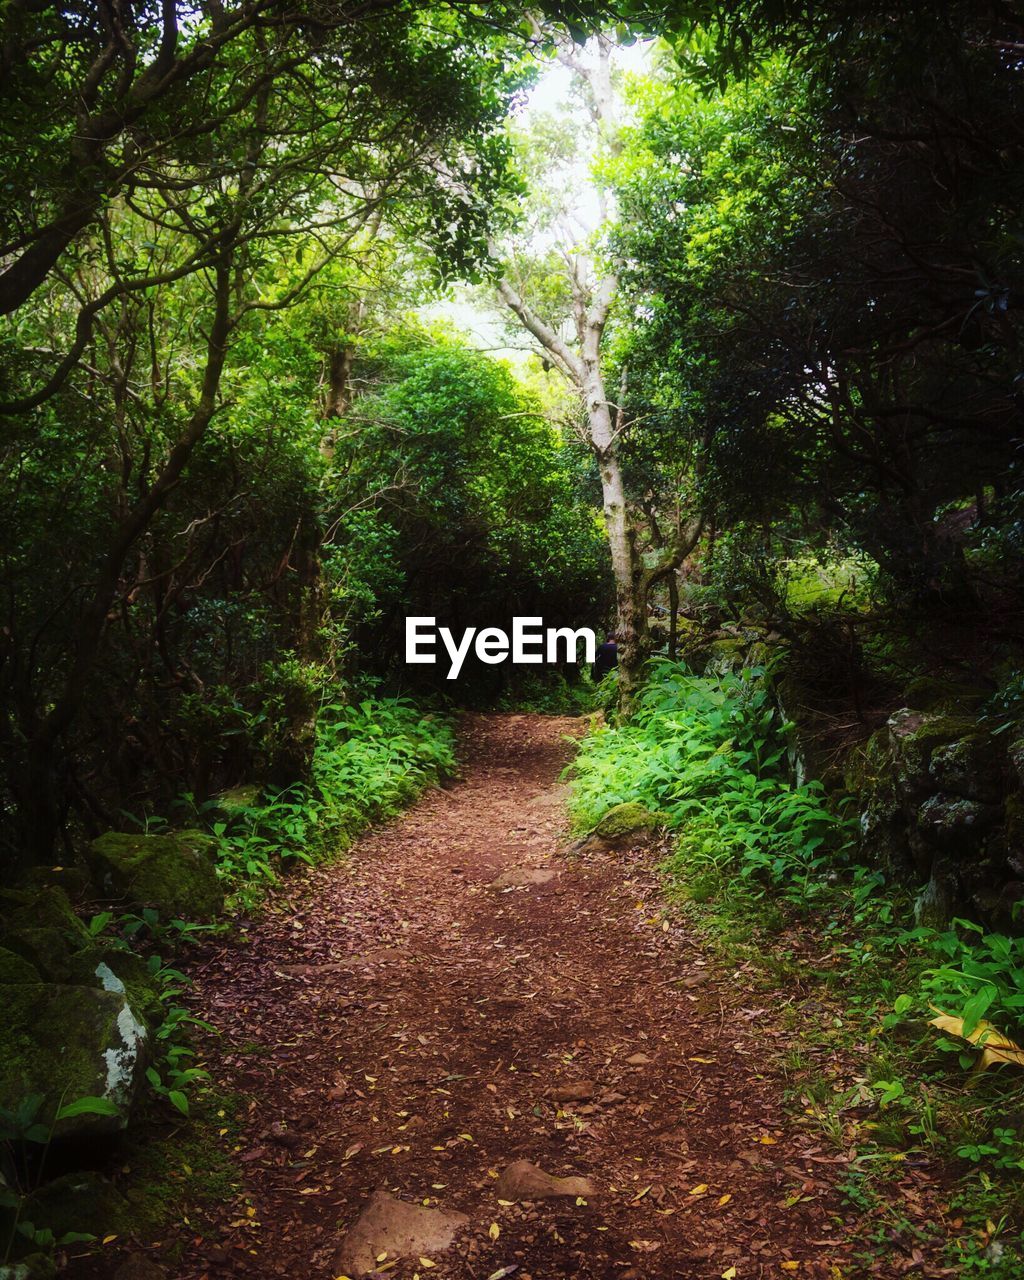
xmin=162 ymin=714 xmax=948 ymax=1280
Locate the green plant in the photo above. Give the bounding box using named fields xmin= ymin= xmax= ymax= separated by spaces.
xmin=568 ymin=660 xmax=854 ymax=908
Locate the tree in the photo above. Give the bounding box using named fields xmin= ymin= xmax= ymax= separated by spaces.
xmin=491 ymin=25 xmax=701 ymax=711
xmin=0 ymin=1 xmax=558 ymax=863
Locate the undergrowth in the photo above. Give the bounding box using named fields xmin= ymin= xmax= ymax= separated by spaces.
xmin=568 ymin=660 xmax=1024 ymax=1274
xmin=186 ymin=695 xmax=456 ymax=908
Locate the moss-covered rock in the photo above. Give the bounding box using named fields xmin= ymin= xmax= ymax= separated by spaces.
xmin=22 ymin=1171 xmax=132 ymax=1242
xmin=0 ymin=946 xmax=40 ymax=984
xmin=17 ymin=865 xmax=90 ymax=899
xmin=593 ymin=802 xmax=663 ymax=843
xmin=0 ymin=887 xmax=94 ymax=982
xmin=0 ymin=982 xmax=149 ymax=1137
xmin=917 ymin=793 xmax=1001 ymax=847
xmin=887 ymin=710 xmax=978 ymax=793
xmin=88 ymin=830 xmax=223 ymax=920
xmin=902 ymin=676 xmax=991 ymax=714
xmin=928 ymin=734 xmax=1003 ymax=803
xmin=212 ymin=784 xmax=261 ymax=822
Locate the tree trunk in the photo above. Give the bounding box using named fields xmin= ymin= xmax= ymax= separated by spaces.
xmin=583 ymin=364 xmax=648 ymax=713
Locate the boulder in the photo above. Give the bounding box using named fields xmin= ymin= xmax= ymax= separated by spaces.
xmin=917 ymin=794 xmax=1001 ymax=847
xmin=495 ymin=1159 xmax=595 ymax=1201
xmin=593 ymin=802 xmax=662 ymax=844
xmin=18 ymin=1171 xmax=132 ymax=1242
xmin=333 ymin=1190 xmax=468 ymax=1277
xmin=0 ymin=981 xmax=149 ymax=1137
xmin=88 ymin=830 xmax=223 ymax=920
xmin=929 ymin=735 xmax=1002 ymax=804
xmin=211 ymin=785 xmax=261 ymax=823
xmin=0 ymin=887 xmax=93 ymax=982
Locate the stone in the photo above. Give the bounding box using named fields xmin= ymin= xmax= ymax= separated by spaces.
xmin=88 ymin=830 xmax=223 ymax=920
xmin=593 ymin=802 xmax=662 ymax=842
xmin=333 ymin=1190 xmax=468 ymax=1277
xmin=917 ymin=794 xmax=1001 ymax=847
xmin=0 ymin=886 xmax=93 ymax=982
xmin=626 ymin=1052 xmax=651 ymax=1066
xmin=928 ymin=735 xmax=1002 ymax=804
xmin=19 ymin=1171 xmax=132 ymax=1243
xmin=0 ymin=946 xmax=40 ymax=984
xmin=489 ymin=868 xmax=559 ymax=889
xmin=0 ymin=982 xmax=149 ymax=1137
xmin=887 ymin=710 xmax=977 ymax=794
xmin=211 ymin=785 xmax=262 ymax=822
xmin=494 ymin=1159 xmax=595 ymax=1201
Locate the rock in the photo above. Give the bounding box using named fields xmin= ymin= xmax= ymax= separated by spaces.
xmin=19 ymin=1171 xmax=132 ymax=1243
xmin=88 ymin=830 xmax=223 ymax=920
xmin=928 ymin=735 xmax=1002 ymax=804
xmin=917 ymin=794 xmax=1001 ymax=847
xmin=1009 ymin=740 xmax=1024 ymax=789
xmin=0 ymin=982 xmax=149 ymax=1137
xmin=549 ymin=1081 xmax=596 ymax=1103
xmin=18 ymin=865 xmax=90 ymax=899
xmin=333 ymin=1190 xmax=468 ymax=1277
xmin=626 ymin=1052 xmax=651 ymax=1065
xmin=211 ymin=785 xmax=262 ymax=823
xmin=887 ymin=710 xmax=977 ymax=794
xmin=0 ymin=946 xmax=40 ymax=984
xmin=494 ymin=1159 xmax=595 ymax=1201
xmin=593 ymin=802 xmax=662 ymax=842
xmin=0 ymin=886 xmax=93 ymax=982
xmin=489 ymin=868 xmax=559 ymax=889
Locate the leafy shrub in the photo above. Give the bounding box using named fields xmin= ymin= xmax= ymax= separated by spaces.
xmin=210 ymin=696 xmax=455 ymax=900
xmin=568 ymin=659 xmax=854 ymax=905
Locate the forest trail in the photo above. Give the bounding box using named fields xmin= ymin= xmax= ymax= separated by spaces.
xmin=168 ymin=715 xmax=946 ymax=1280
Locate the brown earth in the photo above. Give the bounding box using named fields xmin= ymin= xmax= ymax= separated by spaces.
xmin=95 ymin=713 xmax=956 ymax=1279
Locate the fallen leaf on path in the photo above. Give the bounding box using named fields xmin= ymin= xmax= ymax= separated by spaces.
xmin=489 ymin=1223 xmax=501 ymax=1240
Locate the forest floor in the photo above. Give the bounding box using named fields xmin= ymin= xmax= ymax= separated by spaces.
xmin=99 ymin=714 xmax=959 ymax=1280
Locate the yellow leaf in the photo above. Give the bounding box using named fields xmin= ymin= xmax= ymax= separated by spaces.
xmin=576 ymin=1196 xmax=588 ymax=1206
xmin=689 ymin=1183 xmax=709 ymax=1195
xmin=377 ymin=1252 xmax=388 ymax=1263
xmin=489 ymin=1222 xmax=500 ymax=1241
xmin=690 ymin=1056 xmax=715 ymax=1064
xmin=757 ymin=1135 xmax=778 ymax=1145
xmin=633 ymin=1184 xmax=652 ymax=1201
xmin=418 ymin=1259 xmax=437 ymax=1270
xmin=781 ymin=1264 xmax=800 ymax=1272
xmin=929 ymin=1008 xmax=1024 ymax=1070
xmin=102 ymin=1235 xmax=118 ymax=1245
xmin=717 ymin=1194 xmax=732 ymax=1207
xmin=722 ymin=1269 xmax=738 ymax=1279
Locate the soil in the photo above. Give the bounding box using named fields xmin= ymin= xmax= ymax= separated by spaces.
xmin=85 ymin=714 xmax=957 ymax=1279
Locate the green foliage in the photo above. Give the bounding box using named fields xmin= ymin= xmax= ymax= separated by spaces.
xmin=569 ymin=660 xmax=854 ymax=904
xmin=207 ymin=696 xmax=455 ymax=904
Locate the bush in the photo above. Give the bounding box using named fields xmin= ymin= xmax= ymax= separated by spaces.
xmin=568 ymin=659 xmax=854 ymax=906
